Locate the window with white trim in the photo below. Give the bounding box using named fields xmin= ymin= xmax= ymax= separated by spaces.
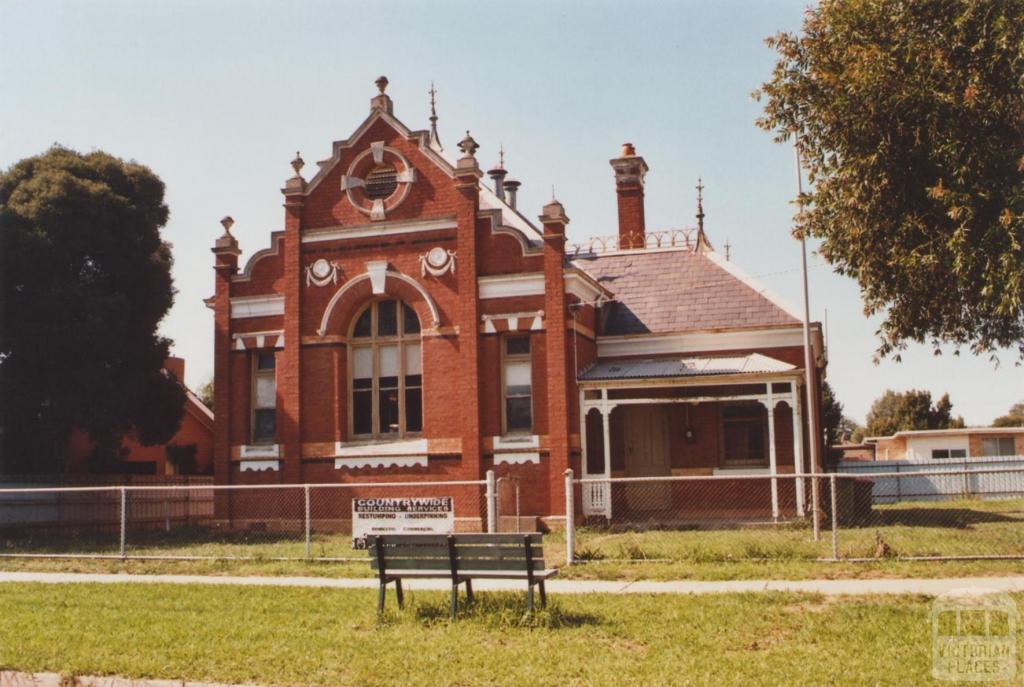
xmin=251 ymin=352 xmax=277 ymax=444
xmin=980 ymin=437 xmax=1015 ymax=457
xmin=350 ymin=299 xmax=422 ymax=438
xmin=502 ymin=336 xmax=533 ymax=434
xmin=931 ymin=448 xmax=967 ymax=459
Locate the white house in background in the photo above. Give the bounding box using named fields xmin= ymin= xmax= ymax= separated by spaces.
xmin=865 ymin=427 xmax=1024 ymax=461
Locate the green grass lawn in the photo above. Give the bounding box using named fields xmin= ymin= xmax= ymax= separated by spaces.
xmin=1 ymin=582 xmax=1021 ymax=686
xmin=2 ymin=497 xmax=1021 ymax=581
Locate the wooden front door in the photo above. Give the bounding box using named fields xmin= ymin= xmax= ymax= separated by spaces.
xmin=623 ymin=406 xmax=672 ymax=510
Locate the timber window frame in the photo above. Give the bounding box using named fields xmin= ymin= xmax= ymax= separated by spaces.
xmin=348 ymin=299 xmax=422 ymax=439
xmin=719 ymin=402 xmax=769 ymax=467
xmin=501 ymin=335 xmax=533 ymax=435
xmin=251 ymin=351 xmax=277 ymax=444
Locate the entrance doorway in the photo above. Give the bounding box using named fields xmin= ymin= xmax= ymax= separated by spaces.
xmin=623 ymin=405 xmax=672 ymax=511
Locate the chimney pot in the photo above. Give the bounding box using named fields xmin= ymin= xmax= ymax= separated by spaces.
xmin=503 ymin=178 xmax=521 ymax=209
xmin=488 ymin=166 xmax=508 ymax=203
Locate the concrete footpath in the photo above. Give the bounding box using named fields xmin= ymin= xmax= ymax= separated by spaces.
xmin=3 ymin=571 xmax=1024 ymax=596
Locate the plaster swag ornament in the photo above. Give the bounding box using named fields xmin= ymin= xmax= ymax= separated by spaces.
xmin=419 ymin=246 xmax=456 ymax=278
xmin=305 ymin=258 xmax=342 ymax=288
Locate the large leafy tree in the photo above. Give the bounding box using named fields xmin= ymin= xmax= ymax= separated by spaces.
xmin=756 ymin=0 xmax=1024 ymax=360
xmin=993 ymin=401 xmax=1024 ymax=427
xmin=0 ymin=146 xmax=184 ymax=472
xmin=865 ymin=389 xmax=965 ymax=437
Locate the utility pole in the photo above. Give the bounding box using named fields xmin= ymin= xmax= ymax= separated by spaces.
xmin=795 ymin=140 xmax=823 ymax=540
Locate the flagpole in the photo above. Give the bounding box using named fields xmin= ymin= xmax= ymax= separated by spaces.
xmin=795 ymin=140 xmax=822 ymax=541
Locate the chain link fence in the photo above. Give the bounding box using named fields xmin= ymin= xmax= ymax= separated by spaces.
xmin=568 ymin=463 xmax=1024 ymax=565
xmin=0 ymin=478 xmax=495 ymax=562
xmin=3 ymin=464 xmax=1022 ymax=568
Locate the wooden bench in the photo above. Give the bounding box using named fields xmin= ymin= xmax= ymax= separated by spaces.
xmin=367 ymin=533 xmax=556 ymax=618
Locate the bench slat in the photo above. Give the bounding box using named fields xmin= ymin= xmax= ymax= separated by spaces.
xmin=370 ymin=558 xmax=452 ymax=571
xmin=455 ymin=545 xmax=544 ymax=559
xmin=374 ymin=544 xmax=451 ymax=558
xmin=454 ymin=569 xmax=558 ymax=580
xmin=374 ymin=556 xmax=545 ymax=571
xmin=367 ymin=534 xmax=453 ymax=545
xmin=377 ymin=569 xmax=558 ymax=580
xmin=448 ymin=533 xmax=542 ymax=545
xmin=368 ymin=533 xmax=541 ymax=546
xmin=454 ymin=558 xmax=543 ymax=571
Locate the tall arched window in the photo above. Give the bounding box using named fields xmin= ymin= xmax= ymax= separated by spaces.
xmin=349 ymin=299 xmax=422 ymax=438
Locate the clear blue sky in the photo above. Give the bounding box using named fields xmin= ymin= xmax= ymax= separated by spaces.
xmin=2 ymin=0 xmax=1020 ymax=426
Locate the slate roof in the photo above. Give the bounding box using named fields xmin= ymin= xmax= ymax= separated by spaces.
xmin=579 ymin=353 xmax=796 ymax=381
xmin=570 ymin=248 xmax=800 ymax=336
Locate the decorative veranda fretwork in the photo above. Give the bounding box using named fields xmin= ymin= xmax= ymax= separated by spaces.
xmin=579 ymin=380 xmax=808 ymax=522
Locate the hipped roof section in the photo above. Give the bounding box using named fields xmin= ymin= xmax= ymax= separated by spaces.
xmin=572 ymin=247 xmax=802 ymax=336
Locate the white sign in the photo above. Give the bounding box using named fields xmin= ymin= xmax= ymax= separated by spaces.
xmin=352 ymin=496 xmax=454 ymax=549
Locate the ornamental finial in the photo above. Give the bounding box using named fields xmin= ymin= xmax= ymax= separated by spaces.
xmin=375 ymin=75 xmax=389 ymax=94
xmin=291 ymin=151 xmax=304 ymax=177
xmin=458 ymin=130 xmax=479 ymax=158
xmin=428 ymin=81 xmax=442 ymax=150
xmin=220 ymin=215 xmax=235 ymax=238
xmin=696 ymin=177 xmax=705 ymax=233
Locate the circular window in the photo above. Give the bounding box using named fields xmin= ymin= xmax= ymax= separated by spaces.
xmin=364 ymin=164 xmax=398 ymax=200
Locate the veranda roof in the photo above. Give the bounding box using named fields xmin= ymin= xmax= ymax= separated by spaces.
xmin=578 ymin=353 xmax=797 ymax=382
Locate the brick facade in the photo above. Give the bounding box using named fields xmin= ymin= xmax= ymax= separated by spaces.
xmin=209 ymin=78 xmax=827 ymax=526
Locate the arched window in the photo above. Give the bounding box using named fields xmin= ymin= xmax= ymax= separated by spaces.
xmin=349 ymin=299 xmax=422 ymax=438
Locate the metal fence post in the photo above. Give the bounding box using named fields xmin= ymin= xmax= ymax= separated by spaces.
xmin=514 ymin=477 xmax=521 ymax=530
xmin=304 ymin=484 xmax=312 ymax=559
xmin=811 ymin=475 xmax=821 ymax=541
xmin=829 ymin=474 xmax=839 ymax=560
xmin=485 ymin=470 xmax=497 ymax=533
xmin=495 ymin=476 xmax=505 ymax=532
xmin=564 ymin=469 xmax=575 ymax=566
xmin=119 ymin=487 xmax=127 ymax=560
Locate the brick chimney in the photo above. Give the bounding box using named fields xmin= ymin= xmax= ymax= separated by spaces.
xmin=164 ymin=357 xmax=185 ymax=382
xmin=609 ymin=142 xmax=649 ymax=248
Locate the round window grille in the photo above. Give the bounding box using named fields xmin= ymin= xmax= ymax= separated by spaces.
xmin=364 ymin=164 xmax=398 ymax=200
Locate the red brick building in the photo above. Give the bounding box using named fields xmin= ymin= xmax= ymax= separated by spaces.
xmin=209 ymin=77 xmax=825 ymax=527
xmin=67 ymin=357 xmax=214 ymax=475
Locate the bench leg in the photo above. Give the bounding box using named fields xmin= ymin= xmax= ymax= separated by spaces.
xmin=395 ymin=579 xmax=404 ymax=609
xmin=450 ymin=583 xmax=459 ymax=620
xmin=539 ymin=580 xmax=547 ymax=608
xmin=377 ymin=582 xmax=386 ymax=614
xmin=465 ymin=579 xmax=474 ymax=604
xmin=527 ymin=584 xmax=535 ymax=614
